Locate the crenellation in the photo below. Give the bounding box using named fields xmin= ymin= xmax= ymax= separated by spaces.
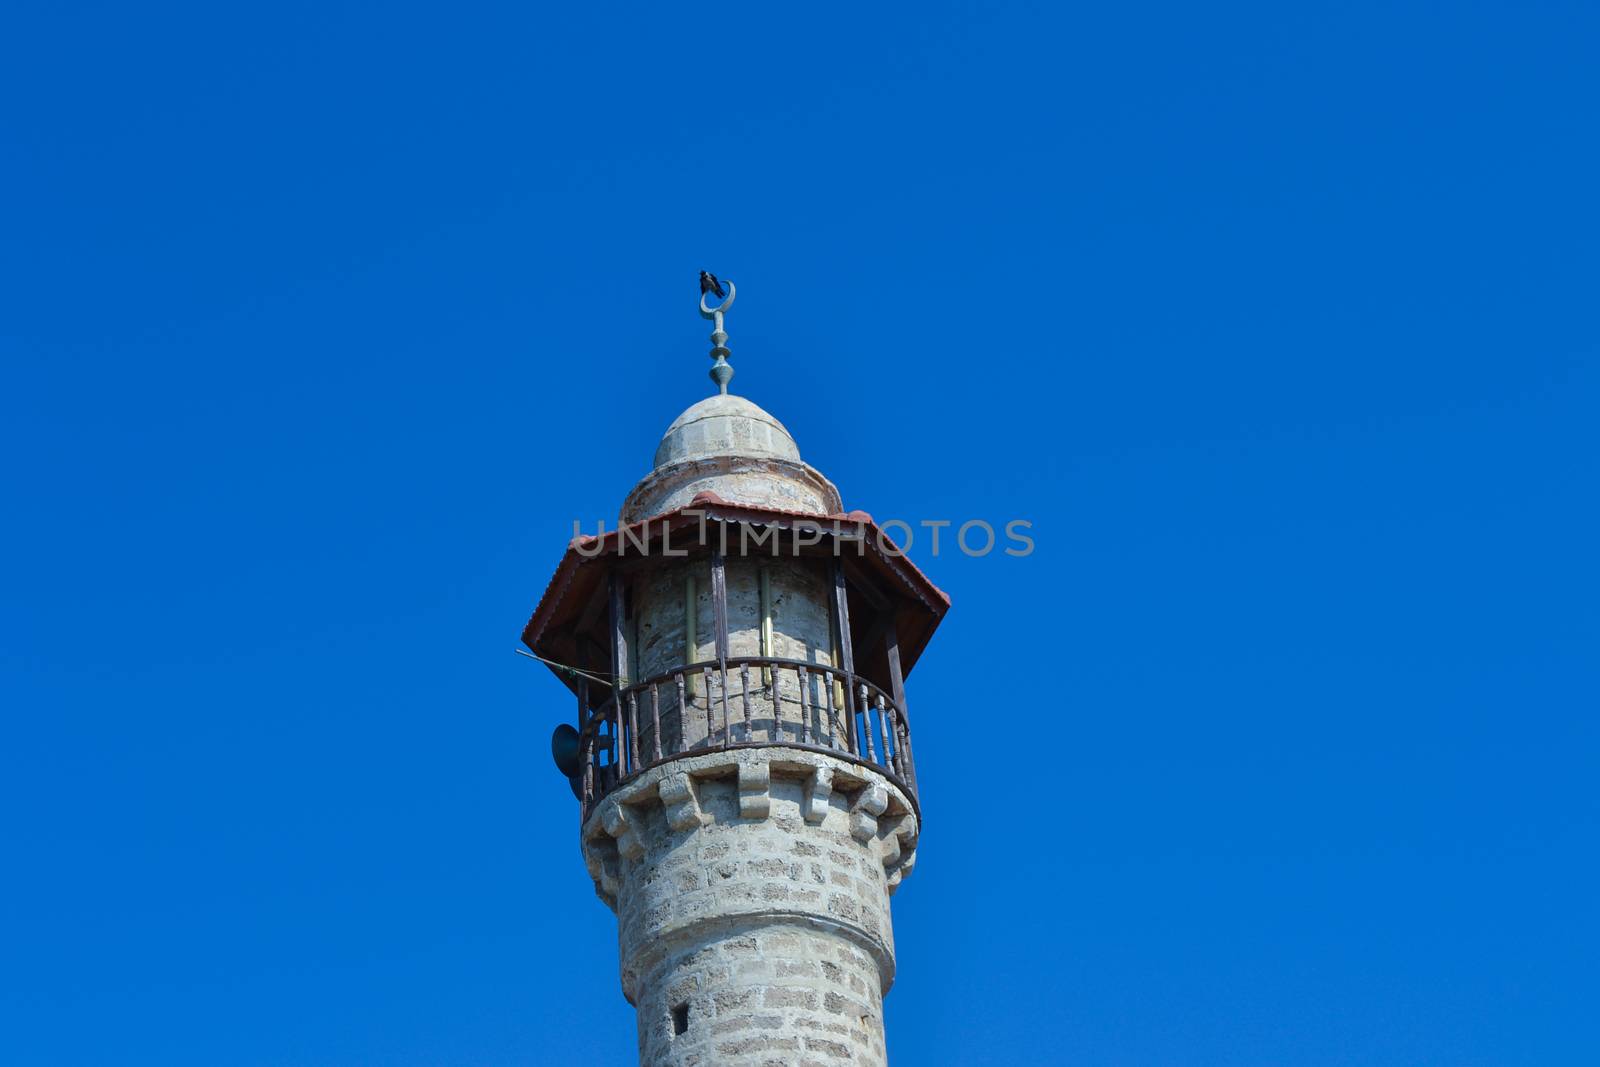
xmin=584 ymin=749 xmax=910 ymax=1065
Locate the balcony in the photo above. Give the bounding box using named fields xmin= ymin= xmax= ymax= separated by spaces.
xmin=522 ymin=503 xmax=950 ymax=823
xmin=573 ymin=653 xmax=917 ymax=819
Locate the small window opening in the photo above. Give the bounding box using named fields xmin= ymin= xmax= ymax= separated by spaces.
xmin=671 ymin=1003 xmax=690 ymax=1036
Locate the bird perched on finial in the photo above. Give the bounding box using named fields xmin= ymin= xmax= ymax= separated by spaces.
xmin=699 ymin=271 xmax=726 ymax=299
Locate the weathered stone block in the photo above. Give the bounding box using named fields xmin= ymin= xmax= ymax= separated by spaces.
xmin=581 ymin=749 xmax=912 ymax=1066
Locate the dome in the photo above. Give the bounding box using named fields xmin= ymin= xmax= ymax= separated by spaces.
xmin=652 ymin=394 xmax=802 ymax=469
xmin=621 ymin=392 xmax=842 ymax=522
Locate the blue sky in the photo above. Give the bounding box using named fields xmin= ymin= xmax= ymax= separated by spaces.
xmin=3 ymin=2 xmax=1597 ymax=1063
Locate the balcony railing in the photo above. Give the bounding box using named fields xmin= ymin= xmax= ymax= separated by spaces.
xmin=575 ymin=654 xmax=917 ymax=820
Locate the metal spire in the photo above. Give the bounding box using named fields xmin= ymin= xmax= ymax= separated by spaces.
xmin=699 ymin=276 xmax=736 ymax=395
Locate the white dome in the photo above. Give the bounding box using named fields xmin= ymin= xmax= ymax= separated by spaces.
xmin=621 ymin=392 xmax=842 ymax=522
xmin=652 ymin=394 xmax=802 ymax=469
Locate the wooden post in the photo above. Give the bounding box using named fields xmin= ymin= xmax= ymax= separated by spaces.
xmin=608 ymin=573 xmax=630 ymax=773
xmin=774 ymin=664 xmax=787 ymax=741
xmin=675 ymin=672 xmax=688 ymax=753
xmin=758 ymin=565 xmax=774 ymax=686
xmin=901 ymin=727 xmax=918 ymax=794
xmin=740 ymin=663 xmax=752 ymax=742
xmin=710 ymin=549 xmax=729 ymax=660
xmin=711 ymin=548 xmax=730 ymax=747
xmin=797 ymin=665 xmax=811 ymax=746
xmin=884 ymin=616 xmax=915 ymax=789
xmin=609 ymin=701 xmax=620 ymax=784
xmin=720 ymin=668 xmax=731 ymax=747
xmin=821 ymin=669 xmax=838 ymax=753
xmin=883 ymin=614 xmax=909 ymax=725
xmin=827 ymin=680 xmax=838 ymax=749
xmin=830 ymin=560 xmax=857 ymax=754
xmin=702 ymin=666 xmax=715 ymax=746
xmin=873 ymin=689 xmax=892 ymax=775
xmin=627 ymin=691 xmax=640 ymax=772
xmin=895 ymin=715 xmax=913 ymax=786
xmin=684 ymin=572 xmax=697 ymax=699
xmin=581 ymin=734 xmax=594 ymax=820
xmin=650 ymin=682 xmax=663 ymax=762
xmin=576 ymin=677 xmax=589 ymax=821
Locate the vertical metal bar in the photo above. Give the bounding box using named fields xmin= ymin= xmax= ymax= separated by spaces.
xmin=608 ymin=575 xmax=630 ymax=689
xmin=608 ymin=574 xmax=630 ymax=770
xmin=703 ymin=666 xmax=715 ymax=747
xmin=797 ymin=665 xmax=811 ymax=747
xmin=823 ymin=669 xmax=843 ymax=754
xmin=831 ymin=560 xmax=856 ymax=672
xmin=758 ymin=565 xmax=774 ymax=686
xmin=627 ymin=691 xmax=640 ymax=772
xmin=773 ymin=663 xmax=787 ymax=742
xmin=819 ymin=667 xmax=833 ymax=748
xmin=887 ymin=708 xmax=901 ymax=776
xmin=710 ymin=549 xmax=730 ymax=662
xmin=883 ymin=613 xmax=910 ymax=755
xmin=675 ymin=672 xmax=688 ymax=756
xmin=740 ymin=663 xmax=752 ymax=742
xmin=856 ymin=682 xmax=874 ymax=764
xmin=581 ymin=735 xmax=593 ymax=821
xmin=612 ymin=701 xmax=623 ymax=786
xmin=843 ymin=684 xmax=858 ymax=763
xmin=865 ymin=687 xmax=880 ymax=770
xmin=650 ymin=682 xmax=663 ymax=762
xmin=720 ymin=666 xmax=731 ymax=747
xmin=608 ymin=716 xmax=617 ymax=786
xmin=574 ymin=677 xmax=588 ymax=820
xmin=896 ymin=714 xmax=912 ymax=784
xmin=837 ymin=670 xmax=853 ymax=754
xmin=685 ymin=572 xmax=697 ymax=699
xmin=829 ymin=560 xmax=857 ymax=755
xmin=875 ymin=692 xmax=894 ymax=776
xmin=900 ymin=723 xmax=918 ymax=794
xmin=711 ymin=548 xmax=730 ymax=747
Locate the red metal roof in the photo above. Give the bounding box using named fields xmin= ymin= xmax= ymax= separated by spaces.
xmin=520 ymin=493 xmax=950 ymax=692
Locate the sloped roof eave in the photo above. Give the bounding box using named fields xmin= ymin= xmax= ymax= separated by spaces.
xmin=519 ymin=498 xmax=949 ymax=668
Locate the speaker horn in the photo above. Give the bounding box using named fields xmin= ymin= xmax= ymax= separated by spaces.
xmin=551 ymin=723 xmax=583 ymax=779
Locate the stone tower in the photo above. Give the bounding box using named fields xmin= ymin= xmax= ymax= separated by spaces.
xmin=521 ymin=281 xmax=948 ymax=1065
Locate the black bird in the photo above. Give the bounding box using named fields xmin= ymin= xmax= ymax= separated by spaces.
xmin=699 ymin=271 xmax=726 ymax=299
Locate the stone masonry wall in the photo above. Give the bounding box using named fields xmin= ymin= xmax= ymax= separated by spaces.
xmin=582 ymin=750 xmax=918 ymax=1066
xmin=630 ymin=558 xmax=844 ymax=758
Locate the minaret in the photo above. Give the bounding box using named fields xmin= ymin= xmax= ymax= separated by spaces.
xmin=522 ymin=280 xmax=948 ymax=1066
